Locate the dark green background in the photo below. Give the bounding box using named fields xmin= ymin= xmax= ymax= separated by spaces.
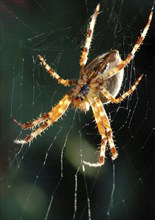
xmin=1 ymin=0 xmax=155 ymax=220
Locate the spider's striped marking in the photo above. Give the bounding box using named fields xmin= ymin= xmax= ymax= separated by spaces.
xmin=102 ymin=3 xmax=154 ymax=81
xmin=14 ymin=94 xmax=71 ymax=144
xmin=38 ymin=55 xmax=77 ymax=86
xmin=80 ymin=3 xmax=100 ymax=71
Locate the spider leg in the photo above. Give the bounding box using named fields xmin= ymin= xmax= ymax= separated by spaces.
xmin=102 ymin=4 xmax=154 ymax=81
xmin=80 ymin=3 xmax=100 ymax=75
xmin=102 ymin=74 xmax=143 ymax=103
xmin=95 ymin=97 xmax=118 ymax=160
xmin=83 ymin=97 xmax=118 ymax=167
xmin=38 ymin=55 xmax=77 ymax=86
xmin=13 ymin=113 xmax=50 ymax=130
xmin=83 ymin=99 xmax=107 ymax=167
xmin=14 ymin=94 xmax=71 ymax=144
xmin=13 ymin=93 xmax=71 ymax=130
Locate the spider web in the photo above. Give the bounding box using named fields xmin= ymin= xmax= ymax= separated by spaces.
xmin=1 ymin=0 xmax=155 ymax=220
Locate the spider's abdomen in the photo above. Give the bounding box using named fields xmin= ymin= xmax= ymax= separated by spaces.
xmin=85 ymin=50 xmax=124 ymax=104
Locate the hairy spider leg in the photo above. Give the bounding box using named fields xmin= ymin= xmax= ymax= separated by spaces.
xmin=13 ymin=113 xmax=51 ymax=130
xmin=102 ymin=74 xmax=143 ymax=103
xmin=14 ymin=54 xmax=78 ymax=130
xmin=102 ymin=3 xmax=154 ymax=81
xmin=13 ymin=94 xmax=70 ymax=129
xmin=83 ymin=97 xmax=118 ymax=167
xmin=14 ymin=94 xmax=71 ymax=144
xmin=80 ymin=3 xmax=100 ymax=74
xmin=38 ymin=55 xmax=77 ymax=86
xmin=95 ymin=97 xmax=118 ymax=160
xmin=83 ymin=99 xmax=107 ymax=167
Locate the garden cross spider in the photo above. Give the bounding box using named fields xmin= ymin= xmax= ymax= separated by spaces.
xmin=14 ymin=2 xmax=154 ymax=167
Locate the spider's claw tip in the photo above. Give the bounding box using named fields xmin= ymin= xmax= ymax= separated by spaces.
xmin=111 ymin=152 xmax=119 ymax=161
xmin=37 ymin=54 xmax=41 ymax=58
xmin=83 ymin=160 xmax=104 ymax=167
xmin=13 ymin=118 xmax=22 ymax=127
xmin=96 ymin=3 xmax=100 ymax=12
xmin=13 ymin=118 xmax=18 ymax=123
xmin=14 ymin=139 xmax=26 ymax=145
xmin=139 ymin=74 xmax=143 ymax=80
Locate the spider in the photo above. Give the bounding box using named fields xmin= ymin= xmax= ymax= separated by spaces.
xmin=14 ymin=2 xmax=154 ymax=167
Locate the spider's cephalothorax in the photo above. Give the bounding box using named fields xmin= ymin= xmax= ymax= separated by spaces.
xmin=71 ymin=50 xmax=124 ymax=111
xmin=14 ymin=3 xmax=154 ymax=167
